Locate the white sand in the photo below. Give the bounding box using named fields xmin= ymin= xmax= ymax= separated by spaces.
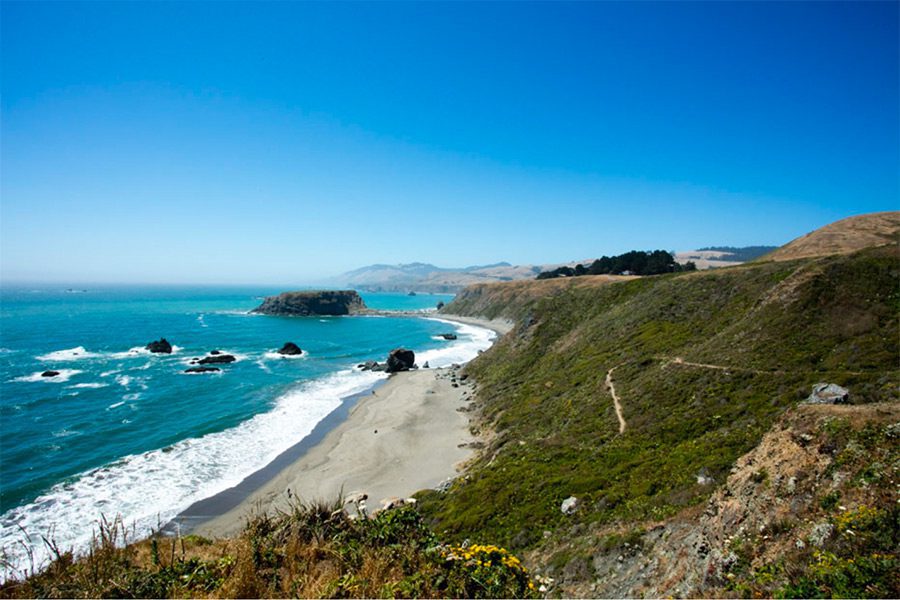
xmin=192 ymin=367 xmax=478 ymax=538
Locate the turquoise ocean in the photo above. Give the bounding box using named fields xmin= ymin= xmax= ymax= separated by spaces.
xmin=0 ymin=285 xmax=492 ymax=574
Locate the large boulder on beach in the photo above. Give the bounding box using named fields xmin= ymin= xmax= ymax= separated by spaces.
xmin=197 ymin=354 xmax=236 ymax=365
xmin=146 ymin=338 xmax=172 ymax=354
xmin=386 ymin=348 xmax=415 ymax=373
xmin=278 ymin=342 xmax=303 ymax=356
xmin=252 ymin=290 xmax=367 ymax=316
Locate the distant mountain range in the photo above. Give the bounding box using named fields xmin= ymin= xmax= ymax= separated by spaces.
xmin=333 ymin=262 xmax=546 ymax=293
xmin=335 ymin=246 xmax=781 ymax=292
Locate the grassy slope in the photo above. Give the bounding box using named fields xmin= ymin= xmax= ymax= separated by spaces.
xmin=420 ymin=246 xmax=898 ymax=555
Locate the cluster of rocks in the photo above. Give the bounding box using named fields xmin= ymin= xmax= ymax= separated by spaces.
xmin=358 ymin=348 xmax=417 ymax=373
xmin=145 ymin=338 xmax=304 ymax=374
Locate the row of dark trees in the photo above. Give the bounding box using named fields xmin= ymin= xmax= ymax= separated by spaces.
xmin=536 ymin=250 xmax=696 ymax=279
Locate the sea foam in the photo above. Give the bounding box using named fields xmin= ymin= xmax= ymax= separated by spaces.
xmin=0 ymin=368 xmax=387 ymax=577
xmin=417 ymin=319 xmax=496 ymax=368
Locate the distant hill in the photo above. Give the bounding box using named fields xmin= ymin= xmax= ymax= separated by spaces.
xmin=335 ymin=262 xmax=544 ymax=293
xmin=763 ymin=211 xmax=900 ymax=262
xmin=675 ymin=245 xmax=777 ymax=269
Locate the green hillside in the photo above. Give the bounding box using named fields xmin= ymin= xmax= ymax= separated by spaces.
xmin=423 ymin=245 xmax=898 ymax=562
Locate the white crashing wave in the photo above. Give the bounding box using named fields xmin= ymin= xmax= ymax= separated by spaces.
xmin=416 ymin=319 xmax=496 ymax=368
xmin=0 ymin=369 xmax=387 ymax=578
xmin=69 ymin=383 xmax=109 ymax=389
xmin=36 ymin=347 xmax=100 ymax=361
xmin=13 ymin=369 xmax=83 ymax=383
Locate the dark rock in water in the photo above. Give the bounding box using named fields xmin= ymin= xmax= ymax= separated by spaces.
xmin=185 ymin=366 xmax=221 ymax=374
xmin=210 ymin=350 xmax=222 ymax=355
xmin=41 ymin=370 xmax=60 ymax=377
xmin=440 ymin=333 xmax=458 ymax=340
xmin=146 ymin=338 xmax=173 ymax=354
xmin=252 ymin=290 xmax=367 ymax=316
xmin=360 ymin=360 xmax=387 ymax=372
xmin=436 ymin=301 xmax=445 ymax=310
xmin=198 ymin=354 xmax=236 ymax=365
xmin=386 ymin=348 xmax=415 ymax=373
xmin=422 ymin=361 xmax=430 ymax=369
xmin=278 ymin=342 xmax=303 ymax=356
xmin=408 ymin=291 xmax=417 ymax=296
xmin=807 ymin=383 xmax=850 ymax=404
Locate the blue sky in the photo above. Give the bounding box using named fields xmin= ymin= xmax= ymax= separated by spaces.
xmin=2 ymin=1 xmax=897 ymax=284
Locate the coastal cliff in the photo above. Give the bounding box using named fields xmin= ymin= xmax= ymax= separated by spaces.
xmin=252 ymin=290 xmax=367 ymax=316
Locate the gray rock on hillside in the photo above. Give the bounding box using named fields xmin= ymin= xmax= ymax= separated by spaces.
xmin=386 ymin=348 xmax=415 ymax=373
xmin=806 ymin=383 xmax=850 ymax=404
xmin=252 ymin=290 xmax=366 ymax=316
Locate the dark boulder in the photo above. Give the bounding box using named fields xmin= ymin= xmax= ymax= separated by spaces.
xmin=197 ymin=354 xmax=236 ymax=365
xmin=440 ymin=333 xmax=458 ymax=340
xmin=278 ymin=342 xmax=303 ymax=356
xmin=146 ymin=338 xmax=173 ymax=354
xmin=41 ymin=370 xmax=60 ymax=377
xmin=436 ymin=301 xmax=445 ymax=310
xmin=210 ymin=350 xmax=222 ymax=355
xmin=386 ymin=348 xmax=415 ymax=373
xmin=185 ymin=366 xmax=221 ymax=374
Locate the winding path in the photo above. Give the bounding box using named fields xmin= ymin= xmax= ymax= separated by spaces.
xmin=605 ymin=367 xmax=627 ymax=434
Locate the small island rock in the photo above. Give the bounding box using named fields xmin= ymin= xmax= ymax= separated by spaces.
xmin=185 ymin=366 xmax=221 ymax=374
xmin=198 ymin=354 xmax=236 ymax=365
xmin=252 ymin=290 xmax=367 ymax=316
xmin=277 ymin=342 xmax=303 ymax=356
xmin=146 ymin=338 xmax=173 ymax=354
xmin=41 ymin=370 xmax=60 ymax=377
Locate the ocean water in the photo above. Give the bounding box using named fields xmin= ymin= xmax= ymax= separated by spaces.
xmin=0 ymin=285 xmax=491 ymax=575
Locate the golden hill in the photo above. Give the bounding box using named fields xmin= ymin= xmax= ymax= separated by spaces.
xmin=763 ymin=211 xmax=900 ymax=262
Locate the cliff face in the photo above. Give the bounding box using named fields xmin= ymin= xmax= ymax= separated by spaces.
xmin=252 ymin=290 xmax=367 ymax=316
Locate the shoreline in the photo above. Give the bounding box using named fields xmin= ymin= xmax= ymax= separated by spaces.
xmin=175 ymin=313 xmax=504 ymax=539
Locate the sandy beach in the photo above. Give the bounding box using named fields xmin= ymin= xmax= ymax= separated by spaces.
xmin=188 ymin=364 xmax=480 ymax=538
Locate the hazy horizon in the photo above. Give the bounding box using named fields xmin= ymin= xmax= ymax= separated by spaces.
xmin=2 ymin=2 xmax=897 ymax=285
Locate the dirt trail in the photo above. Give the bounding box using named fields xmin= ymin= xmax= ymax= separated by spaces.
xmin=662 ymin=356 xmax=866 ymax=376
xmin=605 ymin=367 xmax=626 ymax=434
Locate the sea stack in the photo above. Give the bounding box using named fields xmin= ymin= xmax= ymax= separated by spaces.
xmin=252 ymin=290 xmax=367 ymax=316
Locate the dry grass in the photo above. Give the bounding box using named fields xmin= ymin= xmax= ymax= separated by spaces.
xmin=764 ymin=211 xmax=900 ymax=262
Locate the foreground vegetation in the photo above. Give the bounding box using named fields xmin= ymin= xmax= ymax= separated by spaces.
xmin=430 ymin=245 xmax=898 ymax=596
xmin=0 ymin=501 xmax=536 ymax=599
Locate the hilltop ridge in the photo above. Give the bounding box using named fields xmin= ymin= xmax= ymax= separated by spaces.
xmin=763 ymin=211 xmax=900 ymax=262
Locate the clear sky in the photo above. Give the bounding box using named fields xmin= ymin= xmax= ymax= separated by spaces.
xmin=2 ymin=1 xmax=897 ymax=284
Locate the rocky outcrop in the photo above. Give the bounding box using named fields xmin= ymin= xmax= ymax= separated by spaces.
xmin=386 ymin=348 xmax=415 ymax=373
xmin=806 ymin=383 xmax=850 ymax=404
xmin=277 ymin=342 xmax=303 ymax=356
xmin=185 ymin=366 xmax=220 ymax=374
xmin=252 ymin=290 xmax=366 ymax=316
xmin=41 ymin=370 xmax=60 ymax=377
xmin=146 ymin=338 xmax=173 ymax=354
xmin=359 ymin=360 xmax=387 ymax=372
xmin=440 ymin=333 xmax=458 ymax=340
xmin=197 ymin=354 xmax=236 ymax=365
